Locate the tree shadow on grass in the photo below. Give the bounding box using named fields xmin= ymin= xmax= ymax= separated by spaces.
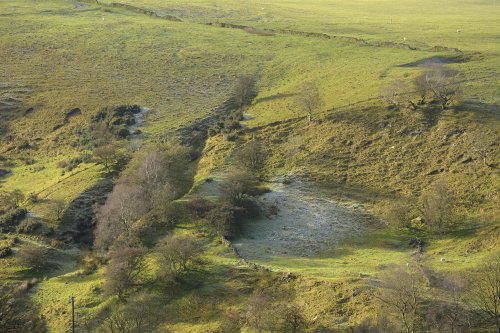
xmin=58 ymin=177 xmax=114 ymax=247
xmin=451 ymin=100 xmax=500 ymax=123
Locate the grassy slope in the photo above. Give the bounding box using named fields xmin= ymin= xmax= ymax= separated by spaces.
xmin=0 ymin=0 xmax=499 ymax=331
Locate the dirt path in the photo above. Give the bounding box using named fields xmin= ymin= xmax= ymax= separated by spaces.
xmin=233 ymin=180 xmax=375 ymax=260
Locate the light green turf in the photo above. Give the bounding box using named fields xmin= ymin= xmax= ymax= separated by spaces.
xmin=0 ymin=0 xmax=498 ymax=331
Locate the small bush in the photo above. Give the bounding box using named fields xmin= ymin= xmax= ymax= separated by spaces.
xmin=0 ymin=208 xmax=27 ymax=232
xmin=0 ymin=236 xmax=15 ymax=258
xmin=189 ymin=195 xmax=213 ymax=218
xmin=57 ymin=156 xmax=84 ymax=172
xmin=225 ymin=133 xmax=239 ymax=141
xmin=224 ymin=118 xmax=241 ymax=132
xmin=79 ymin=253 xmax=103 ymax=275
xmin=20 ymin=157 xmax=36 ymax=165
xmin=27 ymin=193 xmax=39 ymax=204
xmin=16 ymin=218 xmax=42 ymax=234
xmin=385 ymin=201 xmax=419 ymax=229
xmin=206 ymin=203 xmax=236 ymax=237
xmin=0 ymin=246 xmax=12 ymax=258
xmin=17 ymin=245 xmax=56 ymax=273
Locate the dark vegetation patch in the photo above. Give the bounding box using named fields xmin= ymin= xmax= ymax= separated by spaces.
xmin=206 ymin=22 xmax=464 ymax=53
xmin=57 ymin=153 xmax=92 ymax=174
xmin=0 ymin=236 xmax=17 ymax=258
xmin=0 ymin=282 xmax=47 ymax=331
xmin=64 ymin=107 xmax=82 ymax=122
xmin=0 ymin=208 xmax=27 ymax=232
xmin=16 ymin=218 xmax=42 ymax=234
xmin=89 ymin=104 xmax=141 ymax=139
xmin=400 ymin=54 xmax=473 ymax=67
xmin=62 ymin=178 xmax=114 ymax=246
xmin=103 ymin=2 xmax=181 ymax=22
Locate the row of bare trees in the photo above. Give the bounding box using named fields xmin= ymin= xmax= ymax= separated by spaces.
xmin=362 ymin=256 xmax=500 ymax=333
xmin=219 ymin=291 xmax=307 ymax=333
xmin=91 ymin=141 xmax=207 ymax=301
xmin=387 ymin=179 xmax=460 ymax=233
xmin=94 ymin=142 xmax=191 ymax=250
xmin=380 ymin=64 xmax=462 ymax=111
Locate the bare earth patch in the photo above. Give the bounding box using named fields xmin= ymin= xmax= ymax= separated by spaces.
xmin=234 ymin=180 xmax=375 ymax=261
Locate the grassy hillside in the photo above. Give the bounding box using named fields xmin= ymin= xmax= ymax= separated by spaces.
xmin=0 ymin=0 xmax=498 ymax=332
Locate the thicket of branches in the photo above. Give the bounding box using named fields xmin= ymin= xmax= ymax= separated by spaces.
xmin=364 ymin=256 xmax=500 ymax=333
xmin=380 ymin=64 xmax=462 ymax=111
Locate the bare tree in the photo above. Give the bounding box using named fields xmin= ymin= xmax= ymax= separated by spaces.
xmin=95 ymin=184 xmax=150 ymax=250
xmin=103 ymin=242 xmax=146 ymax=300
xmin=50 ymin=199 xmax=66 ymax=221
xmin=156 ymin=234 xmax=202 ymax=282
xmin=17 ymin=245 xmax=56 ymax=274
xmin=233 ymin=74 xmax=257 ymax=109
xmin=220 ymin=168 xmax=259 ymax=205
xmin=234 ymin=139 xmax=266 ymax=173
xmin=385 ymin=201 xmax=416 ymax=229
xmin=219 ymin=308 xmax=242 ymax=333
xmin=101 ymin=292 xmax=163 ymax=333
xmin=0 ymin=189 xmax=24 ymax=213
xmin=467 ymin=255 xmax=500 ymax=333
xmin=206 ymin=203 xmax=235 ymax=237
xmin=376 ymin=265 xmax=427 ymax=333
xmin=421 ymin=179 xmax=456 ymax=232
xmin=296 ymin=81 xmax=323 ymax=123
xmin=0 ymin=283 xmax=47 ymax=332
xmin=93 ymin=145 xmax=123 ymax=173
xmin=425 ymin=274 xmax=471 ymax=333
xmin=413 ymin=74 xmax=430 ymax=105
xmin=467 ymin=129 xmax=497 ymax=167
xmin=246 ymin=291 xmax=273 ymax=333
xmin=380 ymin=79 xmax=408 ymax=110
xmin=129 ymin=143 xmax=190 ymax=195
xmin=280 ymin=304 xmax=307 ymax=333
xmin=415 ymin=65 xmax=461 ymax=110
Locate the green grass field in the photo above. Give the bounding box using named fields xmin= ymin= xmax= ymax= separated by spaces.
xmin=0 ymin=0 xmax=499 ymax=331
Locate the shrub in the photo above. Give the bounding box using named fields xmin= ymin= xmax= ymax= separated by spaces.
xmin=103 ymin=242 xmax=146 ymax=299
xmin=156 ymin=234 xmax=202 ymax=283
xmin=220 ymin=168 xmax=259 ymax=205
xmin=27 ymin=193 xmax=39 ymax=204
xmin=57 ymin=156 xmax=83 ymax=172
xmin=17 ymin=245 xmax=56 ymax=273
xmin=219 ymin=308 xmax=242 ymax=333
xmin=234 ymin=139 xmax=266 ymax=173
xmin=0 ymin=246 xmax=12 ymax=258
xmin=117 ymin=127 xmax=130 ymax=139
xmin=189 ymin=195 xmax=213 ymax=218
xmin=223 ymin=118 xmax=241 ymax=132
xmin=0 ymin=208 xmax=27 ymax=232
xmin=0 ymin=283 xmax=47 ymax=332
xmin=79 ymin=254 xmax=101 ymax=275
xmin=385 ymin=201 xmax=419 ymax=229
xmin=206 ymin=203 xmax=236 ymax=237
xmin=0 ymin=238 xmax=14 ymax=258
xmin=16 ymin=218 xmax=42 ymax=234
xmin=101 ymin=292 xmax=162 ymax=332
xmin=420 ymin=180 xmax=457 ymax=232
